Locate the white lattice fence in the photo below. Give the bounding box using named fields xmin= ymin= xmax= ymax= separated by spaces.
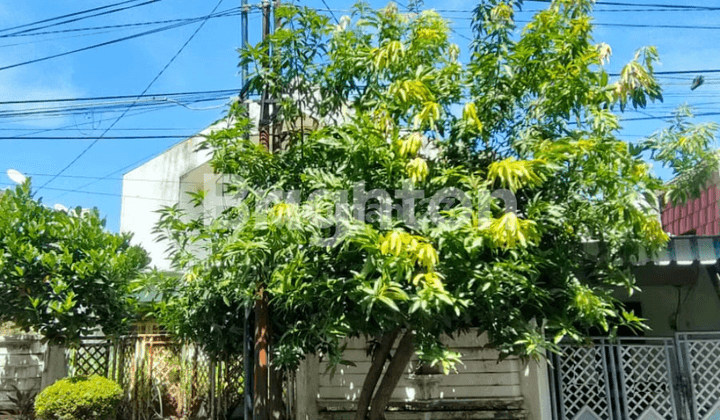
xmin=617 ymin=340 xmax=677 ymax=420
xmin=69 ymin=338 xmax=111 ymax=377
xmin=551 ymin=338 xmax=683 ymax=420
xmin=678 ymin=333 xmax=720 ymax=420
xmin=552 ymin=335 xmax=720 ymax=420
xmin=555 ymin=344 xmax=614 ymax=420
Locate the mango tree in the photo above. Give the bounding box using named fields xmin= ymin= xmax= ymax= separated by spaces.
xmin=154 ymin=1 xmax=717 ymax=418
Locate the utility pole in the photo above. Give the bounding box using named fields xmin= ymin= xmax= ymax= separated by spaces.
xmin=241 ymin=1 xmax=255 ymax=419
xmin=254 ymin=2 xmax=272 ymax=420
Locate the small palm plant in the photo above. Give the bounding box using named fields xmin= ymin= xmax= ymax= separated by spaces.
xmin=1 ymin=385 xmax=37 ymax=420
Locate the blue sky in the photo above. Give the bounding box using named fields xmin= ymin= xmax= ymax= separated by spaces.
xmin=0 ymin=0 xmax=717 ymax=232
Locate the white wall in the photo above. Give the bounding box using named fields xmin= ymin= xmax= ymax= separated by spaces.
xmin=0 ymin=335 xmax=46 ymax=410
xmin=121 ymin=103 xmax=261 ymax=270
xmin=297 ymin=331 xmax=534 ymax=419
xmin=120 ymin=133 xmax=212 ymax=271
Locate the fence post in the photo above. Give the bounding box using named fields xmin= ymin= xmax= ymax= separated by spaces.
xmin=133 ymin=337 xmax=143 ymax=420
xmin=118 ymin=339 xmax=126 ymax=388
xmin=104 ymin=340 xmax=110 ymax=378
xmin=210 ymin=358 xmax=217 ymax=420
xmin=223 ymin=357 xmax=230 ymax=418
xmin=41 ymin=343 xmax=68 ymax=389
xmin=192 ymin=346 xmax=198 ymax=417
xmin=295 ymin=355 xmax=319 ymax=420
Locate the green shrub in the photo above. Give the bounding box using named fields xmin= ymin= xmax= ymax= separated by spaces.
xmin=35 ymin=375 xmax=123 ymax=420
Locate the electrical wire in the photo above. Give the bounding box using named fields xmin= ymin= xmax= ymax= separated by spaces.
xmin=611 ymin=69 xmax=720 ymax=77
xmin=320 ymin=0 xmax=339 ymax=24
xmin=0 ymin=0 xmax=148 ymax=34
xmin=37 ymin=0 xmax=228 ymax=193
xmin=0 ymin=127 xmax=198 ymax=131
xmin=0 ymin=9 xmax=227 ymax=73
xmin=0 ymin=97 xmax=231 ymax=120
xmin=0 ymin=135 xmax=196 ymax=141
xmin=1 ymin=182 xmax=177 ymax=203
xmin=0 ymin=89 xmax=239 ymax=105
xmin=22 ymin=172 xmax=208 ymax=186
xmin=525 ymin=0 xmax=720 ymax=10
xmin=4 ymin=1 xmax=164 ymax=38
xmin=0 ymin=8 xmax=245 ymax=39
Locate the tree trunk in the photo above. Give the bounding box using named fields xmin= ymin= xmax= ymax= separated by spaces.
xmin=269 ymin=365 xmax=285 ymax=419
xmin=368 ymin=330 xmax=415 ymax=420
xmin=353 ymin=329 xmax=400 ymax=420
xmin=255 ymin=290 xmax=270 ymax=420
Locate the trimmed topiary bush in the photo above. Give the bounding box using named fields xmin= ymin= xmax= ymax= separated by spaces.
xmin=35 ymin=375 xmax=123 ymax=420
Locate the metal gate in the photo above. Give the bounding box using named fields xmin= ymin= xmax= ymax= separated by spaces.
xmin=549 ymin=333 xmax=720 ymax=420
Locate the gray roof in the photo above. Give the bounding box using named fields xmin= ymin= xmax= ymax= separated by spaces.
xmin=637 ymin=236 xmax=720 ymax=266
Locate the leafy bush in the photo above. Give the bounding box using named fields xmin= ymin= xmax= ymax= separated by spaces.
xmin=35 ymin=376 xmax=123 ymax=420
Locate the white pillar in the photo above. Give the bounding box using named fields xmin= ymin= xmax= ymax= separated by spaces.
xmin=519 ymin=355 xmax=552 ymax=420
xmin=41 ymin=344 xmax=67 ymax=389
xmin=295 ymin=355 xmax=319 ymax=420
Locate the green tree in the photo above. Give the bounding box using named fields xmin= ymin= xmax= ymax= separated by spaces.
xmin=154 ymin=1 xmax=717 ymax=418
xmin=0 ymin=182 xmax=149 ymax=345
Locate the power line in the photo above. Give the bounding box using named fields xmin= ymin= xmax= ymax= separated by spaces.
xmin=0 ymin=97 xmax=231 ymax=120
xmin=320 ymin=0 xmax=339 ymax=24
xmin=23 ymin=172 xmax=208 ymax=185
xmin=454 ymin=19 xmax=720 ymax=30
xmin=0 ymin=8 xmax=245 ymax=39
xmin=1 ymin=182 xmax=177 ymax=203
xmin=0 ymin=10 xmax=221 ymax=73
xmin=63 ymin=148 xmax=201 ymax=200
xmin=38 ymin=0 xmax=228 ymax=193
xmin=0 ymin=89 xmax=239 ymax=105
xmin=0 ymin=28 xmax=139 ymax=50
xmin=0 ymin=127 xmax=200 ymax=131
xmin=0 ymin=135 xmax=196 ymax=141
xmin=0 ymin=0 xmax=147 ymax=34
xmin=525 ymin=0 xmax=720 ymax=10
xmin=449 ymin=27 xmax=473 ymax=42
xmin=610 ymin=69 xmax=720 ymax=77
xmin=0 ymin=106 xmax=179 ymax=145
xmin=3 ymin=0 xmax=164 ymax=38
xmin=620 ymin=111 xmax=720 ymax=122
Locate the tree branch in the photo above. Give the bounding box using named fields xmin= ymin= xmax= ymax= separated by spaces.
xmin=369 ymin=330 xmax=415 ymax=420
xmin=354 ymin=329 xmax=400 ymax=420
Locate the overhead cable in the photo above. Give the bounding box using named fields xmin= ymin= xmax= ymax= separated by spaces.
xmin=3 ymin=0 xmax=164 ymax=38
xmin=37 ymin=0 xmax=228 ymax=193
xmin=0 ymin=0 xmax=148 ymax=34
xmin=0 ymin=9 xmax=223 ymax=73
xmin=0 ymin=8 xmax=244 ymax=39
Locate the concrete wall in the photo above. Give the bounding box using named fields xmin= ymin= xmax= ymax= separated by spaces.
xmin=0 ymin=335 xmax=44 ymax=410
xmin=622 ymin=265 xmax=720 ymax=336
xmin=296 ymin=331 xmax=547 ymax=420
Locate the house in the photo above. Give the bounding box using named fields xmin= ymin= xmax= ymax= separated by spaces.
xmin=542 ymin=169 xmax=720 ymax=420
xmin=661 ymin=173 xmax=720 ymax=236
xmin=548 ymin=237 xmax=720 ymax=420
xmin=121 ymin=103 xmax=260 ymax=271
